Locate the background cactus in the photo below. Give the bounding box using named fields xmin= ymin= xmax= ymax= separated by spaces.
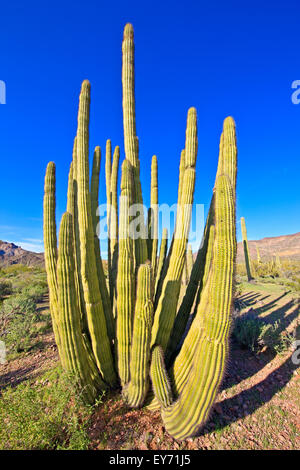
xmin=43 ymin=23 xmax=237 ymax=441
xmin=241 ymin=216 xmax=253 ymax=281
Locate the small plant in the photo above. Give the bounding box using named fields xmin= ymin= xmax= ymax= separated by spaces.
xmin=0 ymin=367 xmax=95 ymax=450
xmin=0 ymin=293 xmax=42 ymax=354
xmin=21 ymin=283 xmax=48 ymax=303
xmin=0 ymin=280 xmax=12 ymax=299
xmin=233 ymin=311 xmax=287 ymax=354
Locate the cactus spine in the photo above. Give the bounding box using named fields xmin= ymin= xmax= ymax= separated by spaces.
xmin=241 ymin=216 xmax=253 ymax=281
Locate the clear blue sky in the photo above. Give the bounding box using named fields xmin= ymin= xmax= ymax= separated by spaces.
xmin=0 ymin=0 xmax=300 ymax=254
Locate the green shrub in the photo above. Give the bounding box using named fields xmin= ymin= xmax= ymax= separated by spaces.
xmin=0 ymin=280 xmax=12 ymax=299
xmin=0 ymin=293 xmax=41 ymax=353
xmin=233 ymin=311 xmax=292 ymax=354
xmin=21 ymin=283 xmax=48 ymax=303
xmin=0 ymin=367 xmax=97 ymax=450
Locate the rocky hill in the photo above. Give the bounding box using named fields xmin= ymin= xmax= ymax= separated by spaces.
xmin=237 ymin=231 xmax=300 ymax=263
xmin=0 ymin=240 xmax=44 ymax=267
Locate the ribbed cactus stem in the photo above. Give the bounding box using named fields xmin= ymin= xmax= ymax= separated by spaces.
xmin=125 ymin=263 xmax=154 ymax=407
xmin=151 ymin=108 xmax=198 ymax=351
xmin=66 ymin=162 xmax=74 ymax=214
xmin=122 ymin=23 xmax=147 ymax=268
xmin=177 ymin=149 xmax=185 ymax=206
xmin=105 ymin=139 xmax=112 ymax=287
xmin=150 ymin=155 xmax=158 ymax=273
xmin=241 ymin=217 xmax=253 ymax=281
xmin=150 ymin=346 xmax=173 ymax=408
xmin=163 ymin=174 xmax=236 ymax=440
xmin=186 ymin=244 xmax=193 ymax=280
xmin=154 ymin=228 xmax=168 ymax=296
xmin=70 ymin=136 xmax=86 ymax=329
xmin=43 ymin=162 xmax=61 ymax=348
xmin=116 ymin=159 xmax=135 ymax=385
xmin=110 ymin=145 xmax=120 ymax=306
xmin=90 ymin=146 xmax=115 ymax=343
xmin=256 ymin=245 xmax=261 ymax=264
xmin=76 ymin=80 xmax=116 ymax=386
xmin=57 ymin=212 xmax=105 ymax=403
xmin=122 ymin=24 xmax=137 ymax=168
xmin=216 ymin=117 xmax=237 ymax=189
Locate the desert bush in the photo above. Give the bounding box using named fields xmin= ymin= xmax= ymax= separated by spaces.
xmin=233 ymin=311 xmax=292 ymax=354
xmin=0 ymin=280 xmax=12 ymax=299
xmin=21 ymin=283 xmax=48 ymax=302
xmin=0 ymin=293 xmax=41 ymax=353
xmin=0 ymin=367 xmax=96 ymax=450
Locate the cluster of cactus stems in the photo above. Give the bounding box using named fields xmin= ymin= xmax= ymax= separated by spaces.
xmin=43 ymin=23 xmax=237 ymax=440
xmin=241 ymin=217 xmax=253 ymax=281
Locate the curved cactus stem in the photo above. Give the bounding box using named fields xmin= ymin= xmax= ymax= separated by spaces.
xmin=163 ymin=174 xmax=236 ymax=440
xmin=57 ymin=212 xmax=106 ymax=403
xmin=76 ymin=80 xmax=116 ymax=386
xmin=43 ymin=162 xmax=61 ymax=348
xmin=90 ymin=146 xmax=115 ymax=343
xmin=116 ymin=159 xmax=135 ymax=385
xmin=151 ymin=108 xmax=198 ymax=352
xmin=124 ymin=263 xmax=154 ymax=407
xmin=150 ymin=345 xmax=173 ymax=408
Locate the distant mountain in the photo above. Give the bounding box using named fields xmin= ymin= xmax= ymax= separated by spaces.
xmin=0 ymin=240 xmax=44 ymax=267
xmin=237 ymin=232 xmax=300 ymax=263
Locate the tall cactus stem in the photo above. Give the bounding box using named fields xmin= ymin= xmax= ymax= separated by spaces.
xmin=76 ymin=80 xmax=116 ymax=386
xmin=124 ymin=263 xmax=154 ymax=407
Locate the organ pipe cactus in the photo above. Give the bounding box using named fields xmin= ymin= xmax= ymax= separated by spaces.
xmin=241 ymin=216 xmax=253 ymax=281
xmin=43 ymin=23 xmax=237 ymax=440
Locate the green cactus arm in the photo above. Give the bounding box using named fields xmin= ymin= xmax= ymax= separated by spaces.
xmin=75 ymin=80 xmax=116 ymax=386
xmin=150 ymin=346 xmax=173 ymax=408
xmin=122 ymin=24 xmax=137 ymax=168
xmin=116 ymin=159 xmax=135 ymax=385
xmin=154 ymin=228 xmax=168 ymax=297
xmin=151 ymin=108 xmax=198 ymax=351
xmin=43 ymin=162 xmax=61 ymax=347
xmin=110 ymin=145 xmax=120 ymax=307
xmin=57 ymin=212 xmax=106 ymax=403
xmin=147 ymin=207 xmax=152 ymax=263
xmin=150 ymin=155 xmax=158 ymax=274
xmin=177 ymin=149 xmax=185 ymax=207
xmin=105 ymin=139 xmax=112 ymax=287
xmin=69 ymin=136 xmax=87 ymax=328
xmin=186 ymin=244 xmax=193 ymax=280
xmin=90 ymin=146 xmax=115 ymax=343
xmin=215 ymin=117 xmax=237 ymax=190
xmin=124 ymin=263 xmax=154 ymax=407
xmin=256 ymin=245 xmax=261 ymax=263
xmin=241 ymin=217 xmax=253 ymax=281
xmin=162 ymin=174 xmax=236 ymax=440
xmin=122 ymin=24 xmax=147 ymax=267
xmin=66 ymin=162 xmax=74 ymax=214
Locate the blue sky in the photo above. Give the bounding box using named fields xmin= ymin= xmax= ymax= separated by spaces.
xmin=0 ymin=0 xmax=300 ymax=254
